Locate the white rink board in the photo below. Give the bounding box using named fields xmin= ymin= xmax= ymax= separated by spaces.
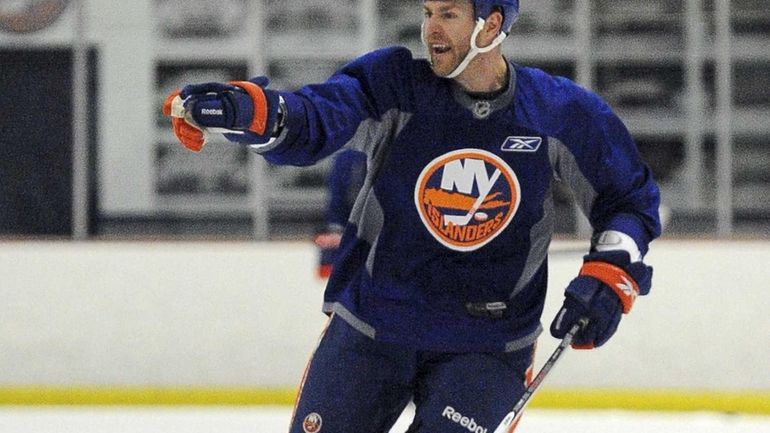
xmin=0 ymin=239 xmax=768 ymax=391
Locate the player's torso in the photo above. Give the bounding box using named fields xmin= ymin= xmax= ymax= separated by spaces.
xmin=369 ymin=84 xmax=554 ymax=302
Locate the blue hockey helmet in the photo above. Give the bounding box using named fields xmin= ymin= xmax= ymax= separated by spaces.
xmin=473 ymin=0 xmax=520 ymax=34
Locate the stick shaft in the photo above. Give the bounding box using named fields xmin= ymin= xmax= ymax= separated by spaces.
xmin=492 ymin=319 xmax=585 ymax=433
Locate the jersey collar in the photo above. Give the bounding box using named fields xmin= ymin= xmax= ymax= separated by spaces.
xmin=450 ymin=59 xmax=517 ymax=120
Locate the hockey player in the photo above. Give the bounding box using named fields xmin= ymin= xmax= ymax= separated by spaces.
xmin=315 ymin=149 xmax=367 ymax=278
xmin=162 ymin=0 xmax=661 ymax=432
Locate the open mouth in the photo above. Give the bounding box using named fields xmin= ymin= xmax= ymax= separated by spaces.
xmin=430 ymin=44 xmax=451 ymax=55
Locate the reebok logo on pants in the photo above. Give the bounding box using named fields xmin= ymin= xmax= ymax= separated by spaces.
xmin=442 ymin=406 xmax=487 ymax=433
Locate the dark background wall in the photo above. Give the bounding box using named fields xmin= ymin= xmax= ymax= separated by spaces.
xmin=0 ymin=48 xmax=97 ymax=236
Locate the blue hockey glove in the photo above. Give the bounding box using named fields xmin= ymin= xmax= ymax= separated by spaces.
xmin=163 ymin=76 xmax=282 ymax=151
xmin=550 ymin=250 xmax=652 ymax=349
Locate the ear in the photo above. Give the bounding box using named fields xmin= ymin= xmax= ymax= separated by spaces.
xmin=481 ymin=10 xmax=504 ymax=42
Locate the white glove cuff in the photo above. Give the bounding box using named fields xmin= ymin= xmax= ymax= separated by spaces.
xmin=592 ymin=230 xmax=642 ymax=263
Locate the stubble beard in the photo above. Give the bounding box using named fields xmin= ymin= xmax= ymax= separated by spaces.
xmin=429 ymin=46 xmax=469 ymax=78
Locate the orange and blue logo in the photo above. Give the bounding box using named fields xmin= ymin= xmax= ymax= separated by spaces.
xmin=302 ymin=412 xmax=323 ymax=433
xmin=414 ymin=149 xmax=521 ymax=252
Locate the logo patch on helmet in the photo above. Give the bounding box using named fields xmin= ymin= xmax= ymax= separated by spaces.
xmin=414 ymin=149 xmax=520 ymax=252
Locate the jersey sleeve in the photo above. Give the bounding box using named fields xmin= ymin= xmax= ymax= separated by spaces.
xmin=253 ymin=47 xmax=415 ymax=166
xmin=582 ymin=104 xmax=661 ymax=256
xmin=519 ymin=69 xmax=662 ymax=255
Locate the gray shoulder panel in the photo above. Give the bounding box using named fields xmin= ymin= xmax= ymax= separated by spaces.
xmin=547 ymin=137 xmax=598 ymax=219
xmin=346 ymin=109 xmax=413 ymax=276
xmin=509 ymin=185 xmax=555 ymax=299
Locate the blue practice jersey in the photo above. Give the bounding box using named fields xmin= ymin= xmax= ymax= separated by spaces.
xmin=254 ymin=47 xmax=661 ymax=353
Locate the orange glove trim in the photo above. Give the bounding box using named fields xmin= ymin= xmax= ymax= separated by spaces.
xmin=318 ymin=264 xmax=333 ymax=279
xmin=163 ymin=89 xmax=205 ymax=152
xmin=229 ymin=81 xmax=268 ymax=135
xmin=162 ymin=89 xmax=179 ymax=116
xmin=579 ymin=261 xmax=640 ymax=314
xmin=314 ymin=232 xmax=343 ymax=250
xmin=172 ymin=118 xmax=204 ymax=152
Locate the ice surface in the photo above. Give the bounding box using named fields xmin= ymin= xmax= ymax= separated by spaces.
xmin=0 ymin=406 xmax=767 ymax=433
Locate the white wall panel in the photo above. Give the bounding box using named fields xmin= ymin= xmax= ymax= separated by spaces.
xmin=0 ymin=240 xmax=768 ymax=390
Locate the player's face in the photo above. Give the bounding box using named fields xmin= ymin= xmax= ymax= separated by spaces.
xmin=422 ymin=0 xmax=476 ymax=77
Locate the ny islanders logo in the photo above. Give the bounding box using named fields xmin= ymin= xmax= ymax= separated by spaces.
xmin=414 ymin=149 xmax=521 ymax=252
xmin=302 ymin=412 xmax=322 ymax=433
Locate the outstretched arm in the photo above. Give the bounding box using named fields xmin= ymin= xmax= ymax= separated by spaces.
xmin=162 ymin=47 xmax=416 ymax=168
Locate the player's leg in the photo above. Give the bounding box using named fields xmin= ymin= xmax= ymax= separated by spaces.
xmin=405 ymin=345 xmax=535 ymax=433
xmin=289 ymin=314 xmax=415 ymax=433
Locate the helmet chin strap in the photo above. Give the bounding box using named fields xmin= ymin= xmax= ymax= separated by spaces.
xmin=422 ymin=17 xmax=508 ymax=79
xmin=446 ymin=18 xmax=507 ymax=79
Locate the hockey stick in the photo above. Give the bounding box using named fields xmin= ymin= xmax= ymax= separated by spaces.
xmin=492 ymin=317 xmax=588 ymax=433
